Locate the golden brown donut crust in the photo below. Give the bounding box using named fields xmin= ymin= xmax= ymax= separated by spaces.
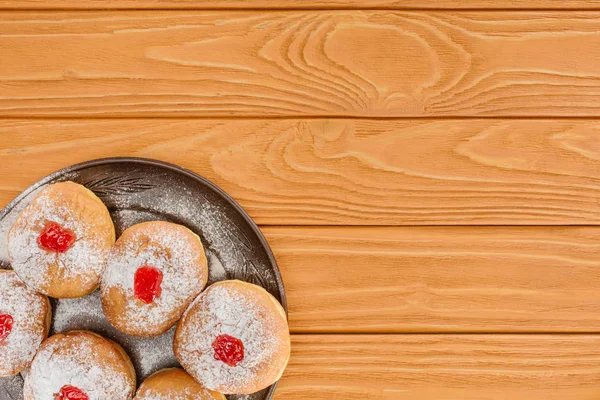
xmin=134 ymin=368 xmax=225 ymax=400
xmin=101 ymin=221 xmax=208 ymax=337
xmin=23 ymin=330 xmax=136 ymax=400
xmin=174 ymin=280 xmax=291 ymax=394
xmin=0 ymin=270 xmax=51 ymax=376
xmin=8 ymin=181 xmax=115 ymax=298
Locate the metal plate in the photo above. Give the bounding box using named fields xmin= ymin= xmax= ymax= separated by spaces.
xmin=0 ymin=158 xmax=286 ymax=400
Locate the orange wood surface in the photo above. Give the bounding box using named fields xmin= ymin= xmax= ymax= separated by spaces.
xmin=2 ymin=1 xmax=600 ymax=398
xmin=276 ymin=335 xmax=600 ymax=399
xmin=1 ymin=119 xmax=599 ymax=225
xmin=266 ymin=226 xmax=600 ymax=333
xmin=4 ymin=0 xmax=600 ymax=9
xmin=2 ymin=12 xmax=600 ymax=117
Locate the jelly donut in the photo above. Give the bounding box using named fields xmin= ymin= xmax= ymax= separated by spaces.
xmin=101 ymin=221 xmax=208 ymax=337
xmin=8 ymin=181 xmax=115 ymax=298
xmin=174 ymin=280 xmax=291 ymax=394
xmin=0 ymin=270 xmax=51 ymax=376
xmin=134 ymin=368 xmax=225 ymax=400
xmin=23 ymin=330 xmax=136 ymax=400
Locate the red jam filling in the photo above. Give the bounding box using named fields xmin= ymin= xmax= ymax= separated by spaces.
xmin=55 ymin=385 xmax=89 ymax=400
xmin=212 ymin=334 xmax=244 ymax=367
xmin=134 ymin=266 xmax=163 ymax=304
xmin=0 ymin=314 xmax=13 ymax=342
xmin=37 ymin=222 xmax=76 ymax=253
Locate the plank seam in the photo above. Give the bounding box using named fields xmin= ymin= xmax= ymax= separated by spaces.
xmin=289 ymin=332 xmax=600 ymax=335
xmin=6 ymin=116 xmax=600 ymax=121
xmin=259 ymin=225 xmax=600 ymax=227
xmin=3 ymin=7 xmax=600 ymax=11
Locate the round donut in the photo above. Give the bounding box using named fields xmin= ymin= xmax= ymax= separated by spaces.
xmin=8 ymin=181 xmax=115 ymax=298
xmin=134 ymin=368 xmax=225 ymax=400
xmin=174 ymin=280 xmax=290 ymax=394
xmin=0 ymin=270 xmax=51 ymax=376
xmin=101 ymin=221 xmax=208 ymax=337
xmin=23 ymin=330 xmax=136 ymax=400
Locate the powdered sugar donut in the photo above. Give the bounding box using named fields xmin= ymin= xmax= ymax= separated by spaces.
xmin=174 ymin=280 xmax=290 ymax=394
xmin=101 ymin=221 xmax=208 ymax=337
xmin=23 ymin=330 xmax=136 ymax=400
xmin=0 ymin=270 xmax=51 ymax=376
xmin=8 ymin=181 xmax=115 ymax=298
xmin=134 ymin=368 xmax=225 ymax=400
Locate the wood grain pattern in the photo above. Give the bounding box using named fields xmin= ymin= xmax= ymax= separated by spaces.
xmin=5 ymin=0 xmax=600 ymax=9
xmin=267 ymin=226 xmax=600 ymax=333
xmin=278 ymin=334 xmax=600 ymax=399
xmin=3 ymin=12 xmax=600 ymax=117
xmin=3 ymin=2 xmax=599 ymax=397
xmin=1 ymin=119 xmax=600 ymax=225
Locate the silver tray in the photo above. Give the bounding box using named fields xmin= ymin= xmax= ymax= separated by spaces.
xmin=0 ymin=158 xmax=286 ymax=400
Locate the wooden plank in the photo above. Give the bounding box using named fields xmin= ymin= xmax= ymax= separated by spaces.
xmin=4 ymin=0 xmax=600 ymax=10
xmin=277 ymin=334 xmax=600 ymax=399
xmin=267 ymin=226 xmax=600 ymax=333
xmin=1 ymin=119 xmax=600 ymax=225
xmin=2 ymin=12 xmax=600 ymax=117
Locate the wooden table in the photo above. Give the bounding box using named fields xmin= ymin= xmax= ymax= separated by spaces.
xmin=2 ymin=1 xmax=600 ymax=398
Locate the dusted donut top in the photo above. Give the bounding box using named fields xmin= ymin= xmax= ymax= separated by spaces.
xmin=8 ymin=181 xmax=115 ymax=297
xmin=0 ymin=270 xmax=50 ymax=376
xmin=174 ymin=280 xmax=290 ymax=394
xmin=101 ymin=221 xmax=208 ymax=337
xmin=23 ymin=331 xmax=135 ymax=400
xmin=134 ymin=368 xmax=225 ymax=400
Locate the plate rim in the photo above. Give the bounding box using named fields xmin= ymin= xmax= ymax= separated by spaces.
xmin=0 ymin=156 xmax=286 ymax=400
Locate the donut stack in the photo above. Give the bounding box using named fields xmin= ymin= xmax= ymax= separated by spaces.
xmin=1 ymin=181 xmax=291 ymax=400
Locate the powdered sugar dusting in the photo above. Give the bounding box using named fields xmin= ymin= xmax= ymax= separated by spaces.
xmin=101 ymin=222 xmax=207 ymax=334
xmin=175 ymin=282 xmax=286 ymax=394
xmin=0 ymin=186 xmax=45 ymax=265
xmin=139 ymin=389 xmax=195 ymax=400
xmin=0 ymin=272 xmax=48 ymax=376
xmin=111 ymin=185 xmax=278 ymax=296
xmin=51 ymin=290 xmax=178 ymax=381
xmin=207 ymin=251 xmax=227 ymax=284
xmin=0 ymin=373 xmax=24 ymax=399
xmin=7 ymin=183 xmax=111 ymax=294
xmin=0 ymin=161 xmax=284 ymax=400
xmin=52 ymin=291 xmax=106 ymax=333
xmin=137 ymin=384 xmax=219 ymax=400
xmin=23 ymin=333 xmax=135 ymax=400
xmin=127 ymin=329 xmax=177 ymax=379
